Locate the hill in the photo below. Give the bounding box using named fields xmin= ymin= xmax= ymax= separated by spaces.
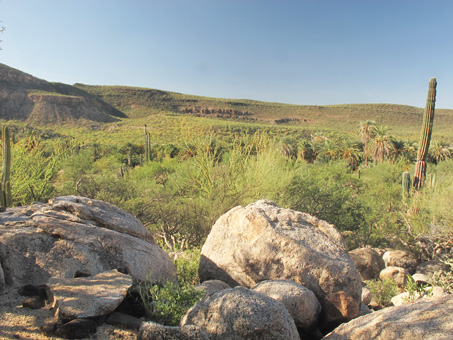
xmin=0 ymin=63 xmax=126 ymax=124
xmin=75 ymin=84 xmax=453 ymax=138
xmin=1 ymin=63 xmax=453 ymax=139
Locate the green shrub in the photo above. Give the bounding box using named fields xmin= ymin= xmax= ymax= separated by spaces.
xmin=428 ymin=258 xmax=453 ymax=294
xmin=139 ymin=278 xmax=203 ymax=326
xmin=366 ymin=278 xmax=399 ymax=307
xmin=174 ymin=248 xmax=201 ymax=286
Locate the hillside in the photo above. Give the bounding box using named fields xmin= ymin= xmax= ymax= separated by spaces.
xmin=75 ymin=84 xmax=453 ymax=137
xmin=0 ymin=63 xmax=126 ymax=124
xmin=1 ymin=63 xmax=453 ymax=139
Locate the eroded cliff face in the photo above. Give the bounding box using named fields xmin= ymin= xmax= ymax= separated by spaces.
xmin=0 ymin=63 xmax=127 ymax=124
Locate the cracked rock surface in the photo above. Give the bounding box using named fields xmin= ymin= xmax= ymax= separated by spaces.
xmin=0 ymin=196 xmax=176 ymax=291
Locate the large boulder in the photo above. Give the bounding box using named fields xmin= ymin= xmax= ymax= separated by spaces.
xmin=47 ymin=269 xmax=133 ymax=321
xmin=252 ymin=279 xmax=321 ymax=334
xmin=180 ymin=286 xmax=301 ymax=340
xmin=323 ymin=295 xmax=453 ymax=340
xmin=349 ymin=248 xmax=385 ymax=281
xmin=199 ymin=200 xmax=362 ymax=323
xmin=0 ymin=196 xmax=176 ymax=290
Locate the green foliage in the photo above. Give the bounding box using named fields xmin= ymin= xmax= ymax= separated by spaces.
xmin=174 ymin=248 xmax=201 ymax=286
xmin=366 ymin=278 xmax=399 ymax=307
xmin=428 ymin=259 xmax=453 ymax=294
xmin=404 ymin=275 xmax=432 ymax=303
xmin=282 ymin=161 xmax=366 ymax=239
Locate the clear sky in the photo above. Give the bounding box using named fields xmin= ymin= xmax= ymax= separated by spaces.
xmin=1 ymin=0 xmax=452 ymax=108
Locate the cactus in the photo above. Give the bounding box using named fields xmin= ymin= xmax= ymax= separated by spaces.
xmin=144 ymin=125 xmax=151 ymax=163
xmin=128 ymin=147 xmax=133 ymax=167
xmin=413 ymin=77 xmax=436 ymax=190
xmin=402 ymin=171 xmax=411 ymax=199
xmin=1 ymin=125 xmax=12 ymax=208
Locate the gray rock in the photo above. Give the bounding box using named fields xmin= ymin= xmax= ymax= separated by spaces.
xmin=383 ymin=250 xmax=418 ymax=274
xmin=379 ymin=266 xmax=409 ymax=291
xmin=252 ymin=279 xmax=321 ymax=333
xmin=47 ymin=269 xmax=132 ymax=321
xmin=323 ymin=295 xmax=453 ymax=340
xmin=416 ymin=260 xmax=450 ymax=276
xmin=349 ymin=248 xmax=385 ymax=281
xmin=196 ymin=279 xmax=230 ymax=296
xmin=359 ymin=302 xmax=372 ymax=316
xmin=361 ymin=287 xmax=372 ymax=305
xmin=0 ymin=196 xmax=176 ymax=290
xmin=139 ymin=321 xmax=209 ymax=340
xmin=181 ymin=286 xmax=301 ymax=340
xmin=199 ymin=200 xmax=362 ymax=326
xmin=54 ymin=319 xmax=98 ymax=339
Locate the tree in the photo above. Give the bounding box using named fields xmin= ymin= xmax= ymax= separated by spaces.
xmin=358 ymin=120 xmax=375 ymax=166
xmin=429 ymin=140 xmax=451 ymax=164
xmin=371 ymin=126 xmax=394 ymax=163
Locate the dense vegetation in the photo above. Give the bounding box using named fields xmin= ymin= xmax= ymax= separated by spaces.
xmin=2 ymin=119 xmax=452 ymax=259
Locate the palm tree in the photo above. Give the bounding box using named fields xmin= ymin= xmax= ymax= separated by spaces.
xmin=371 ymin=126 xmax=394 ymax=163
xmin=340 ymin=139 xmax=361 ymax=169
xmin=318 ymin=139 xmax=340 ymax=162
xmin=358 ymin=120 xmax=375 ymax=166
xmin=429 ymin=140 xmax=451 ymax=164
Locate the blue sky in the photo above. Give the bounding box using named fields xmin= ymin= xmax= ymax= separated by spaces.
xmin=1 ymin=0 xmax=452 ymax=108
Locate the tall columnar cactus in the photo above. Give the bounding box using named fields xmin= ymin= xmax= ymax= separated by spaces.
xmin=144 ymin=125 xmax=151 ymax=163
xmin=413 ymin=77 xmax=437 ymax=190
xmin=402 ymin=171 xmax=411 ymax=199
xmin=1 ymin=125 xmax=12 ymax=208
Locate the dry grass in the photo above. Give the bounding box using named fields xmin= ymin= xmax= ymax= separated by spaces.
xmin=0 ymin=288 xmax=138 ymax=340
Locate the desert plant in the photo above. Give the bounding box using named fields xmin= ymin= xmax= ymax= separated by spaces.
xmin=404 ymin=275 xmax=432 ymax=303
xmin=139 ymin=274 xmax=203 ymax=326
xmin=366 ymin=278 xmax=399 ymax=307
xmin=402 ymin=171 xmax=411 ymax=200
xmin=413 ymin=77 xmax=437 ymax=189
xmin=428 ymin=258 xmax=453 ymax=294
xmin=1 ymin=125 xmax=12 ymax=208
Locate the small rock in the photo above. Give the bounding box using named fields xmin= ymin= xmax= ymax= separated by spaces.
xmin=379 ymin=266 xmax=409 ymax=292
xmin=106 ymin=312 xmax=142 ymax=331
xmin=321 ymin=291 xmax=360 ymax=333
xmin=54 ymin=319 xmax=98 ymax=339
xmin=22 ymin=296 xmax=45 ymax=309
xmin=383 ymin=250 xmax=418 ymax=274
xmin=361 ymin=287 xmax=372 ymax=305
xmin=196 ymin=279 xmax=230 ymax=296
xmin=349 ymin=248 xmax=385 ymax=281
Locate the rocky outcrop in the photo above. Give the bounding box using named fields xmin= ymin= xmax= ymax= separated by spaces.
xmin=199 ymin=200 xmax=362 ymax=327
xmin=323 ymin=295 xmax=453 ymax=340
xmin=181 ymin=286 xmax=301 ymax=340
xmin=252 ymin=280 xmax=321 ymax=334
xmin=0 ymin=196 xmax=176 ymax=290
xmin=349 ymin=248 xmax=385 ymax=281
xmin=47 ymin=269 xmax=133 ymax=321
xmin=0 ymin=63 xmax=126 ymax=124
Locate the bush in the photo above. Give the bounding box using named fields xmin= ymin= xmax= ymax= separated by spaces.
xmin=139 ymin=279 xmax=203 ymax=326
xmin=366 ymin=278 xmax=399 ymax=307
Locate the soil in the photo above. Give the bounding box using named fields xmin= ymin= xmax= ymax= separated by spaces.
xmin=0 ymin=288 xmax=138 ymax=340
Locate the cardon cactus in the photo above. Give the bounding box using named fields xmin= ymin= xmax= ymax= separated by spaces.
xmin=402 ymin=171 xmax=411 ymax=199
xmin=1 ymin=125 xmax=12 ymax=208
xmin=413 ymin=77 xmax=436 ymax=190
